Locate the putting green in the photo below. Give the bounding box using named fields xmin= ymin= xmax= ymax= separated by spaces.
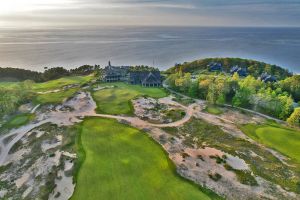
xmin=71 ymin=118 xmax=215 ymax=200
xmin=241 ymin=124 xmax=300 ymax=163
xmin=92 ymin=82 xmax=167 ymax=115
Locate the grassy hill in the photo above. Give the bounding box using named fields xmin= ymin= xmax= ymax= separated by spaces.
xmin=166 ymin=58 xmax=292 ymax=80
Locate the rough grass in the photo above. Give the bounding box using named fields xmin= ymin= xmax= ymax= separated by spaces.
xmin=92 ymin=82 xmax=167 ymax=115
xmin=240 ymin=123 xmax=300 ymax=164
xmin=204 ymin=105 xmax=223 ymax=115
xmin=163 ymin=118 xmax=300 ymax=193
xmin=34 ymin=88 xmax=78 ymax=105
xmin=0 ymin=82 xmax=21 ymax=89
xmin=2 ymin=113 xmax=35 ymax=129
xmin=71 ymin=118 xmax=218 ymax=200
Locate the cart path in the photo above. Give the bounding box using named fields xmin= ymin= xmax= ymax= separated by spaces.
xmin=0 ymin=91 xmax=196 ymax=166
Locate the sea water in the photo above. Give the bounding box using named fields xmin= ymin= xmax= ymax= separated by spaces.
xmin=0 ymin=26 xmax=299 ymax=73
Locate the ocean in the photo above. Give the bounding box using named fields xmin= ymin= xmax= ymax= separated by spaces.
xmin=0 ymin=26 xmax=299 ymax=73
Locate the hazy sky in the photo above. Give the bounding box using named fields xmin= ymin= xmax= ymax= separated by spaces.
xmin=0 ymin=0 xmax=299 ymax=27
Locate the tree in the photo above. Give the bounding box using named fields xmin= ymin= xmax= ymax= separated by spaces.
xmin=188 ymin=81 xmax=199 ymax=97
xmin=198 ymin=77 xmax=212 ymax=99
xmin=279 ymin=75 xmax=300 ymax=102
xmin=207 ymin=82 xmax=218 ymax=104
xmin=43 ymin=67 xmax=69 ymax=81
xmin=287 ymin=108 xmax=300 ymax=127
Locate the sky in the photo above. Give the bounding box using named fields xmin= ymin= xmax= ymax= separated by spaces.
xmin=0 ymin=0 xmax=300 ymax=28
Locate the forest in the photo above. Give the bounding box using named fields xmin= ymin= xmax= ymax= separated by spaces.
xmin=166 ymin=70 xmax=300 ymax=126
xmin=167 ymin=58 xmax=293 ymax=80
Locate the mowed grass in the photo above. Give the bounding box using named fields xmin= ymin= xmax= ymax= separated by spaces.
xmin=92 ymin=82 xmax=168 ymax=115
xmin=33 ymin=75 xmax=94 ymax=92
xmin=71 ymin=118 xmax=216 ymax=200
xmin=241 ymin=123 xmax=300 ymax=163
xmin=0 ymin=75 xmax=94 ymax=92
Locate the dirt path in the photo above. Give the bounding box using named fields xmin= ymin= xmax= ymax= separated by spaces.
xmin=0 ymin=120 xmax=50 ymax=165
xmin=0 ymin=91 xmax=196 ymax=167
xmin=0 ymin=90 xmax=297 ymax=200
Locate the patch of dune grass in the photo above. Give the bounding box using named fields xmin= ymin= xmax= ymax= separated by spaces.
xmin=2 ymin=113 xmax=35 ymax=130
xmin=163 ymin=118 xmax=300 ymax=193
xmin=71 ymin=118 xmax=220 ymax=200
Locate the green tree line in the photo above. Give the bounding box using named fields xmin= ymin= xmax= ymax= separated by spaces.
xmin=167 ymin=58 xmax=292 ymax=80
xmin=0 ymin=65 xmax=99 ymax=83
xmin=166 ymin=71 xmax=299 ymax=125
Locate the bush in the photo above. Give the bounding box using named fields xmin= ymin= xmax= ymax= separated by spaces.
xmin=209 ymin=172 xmax=222 ymax=181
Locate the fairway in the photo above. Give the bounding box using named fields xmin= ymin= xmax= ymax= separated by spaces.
xmin=0 ymin=75 xmax=93 ymax=92
xmin=71 ymin=118 xmax=214 ymax=200
xmin=241 ymin=124 xmax=300 ymax=163
xmin=92 ymin=82 xmax=167 ymax=115
xmin=32 ymin=75 xmax=94 ymax=92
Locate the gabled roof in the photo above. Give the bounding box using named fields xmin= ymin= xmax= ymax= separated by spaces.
xmin=208 ymin=62 xmax=222 ymax=71
xmin=142 ymin=72 xmax=161 ymax=84
xmin=260 ymin=72 xmax=277 ymax=82
xmin=230 ymin=66 xmax=247 ymax=76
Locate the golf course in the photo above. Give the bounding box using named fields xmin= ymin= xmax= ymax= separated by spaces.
xmin=92 ymin=82 xmax=168 ymax=115
xmin=241 ymin=123 xmax=300 ymax=164
xmin=71 ymin=118 xmax=216 ymax=200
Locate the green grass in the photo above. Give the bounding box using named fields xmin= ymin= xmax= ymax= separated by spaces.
xmin=2 ymin=113 xmax=35 ymax=129
xmin=71 ymin=118 xmax=219 ymax=200
xmin=241 ymin=123 xmax=300 ymax=164
xmin=204 ymin=105 xmax=223 ymax=115
xmin=92 ymin=82 xmax=167 ymax=115
xmin=0 ymin=75 xmax=94 ymax=92
xmin=0 ymin=82 xmax=21 ymax=89
xmin=33 ymin=75 xmax=94 ymax=92
xmin=33 ymin=88 xmax=78 ymax=105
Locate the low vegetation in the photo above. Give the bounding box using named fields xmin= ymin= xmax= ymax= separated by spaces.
xmin=92 ymin=82 xmax=167 ymax=115
xmin=240 ymin=123 xmax=300 ymax=164
xmin=163 ymin=118 xmax=300 ymax=193
xmin=0 ymin=75 xmax=94 ymax=116
xmin=1 ymin=113 xmax=35 ymax=130
xmin=34 ymin=88 xmax=79 ymax=105
xmin=32 ymin=75 xmax=93 ymax=92
xmin=204 ymin=105 xmax=224 ymax=115
xmin=71 ymin=118 xmax=217 ymax=200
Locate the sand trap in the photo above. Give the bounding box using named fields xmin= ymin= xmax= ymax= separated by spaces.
xmin=49 ymin=160 xmax=75 ymax=200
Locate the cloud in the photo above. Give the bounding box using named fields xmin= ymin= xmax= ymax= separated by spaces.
xmin=0 ymin=0 xmax=299 ymax=27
